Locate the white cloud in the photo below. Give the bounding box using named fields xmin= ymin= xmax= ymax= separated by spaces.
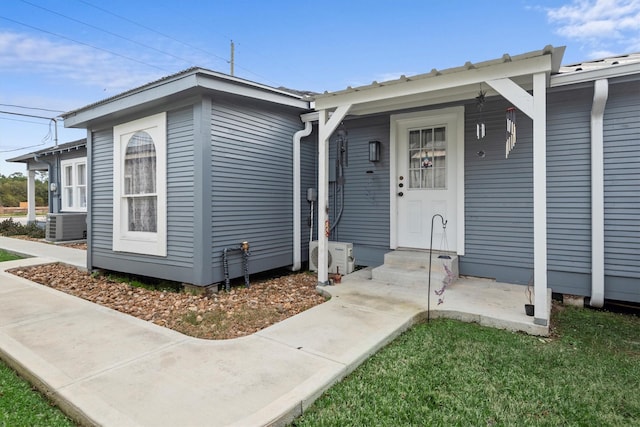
xmin=547 ymin=0 xmax=640 ymax=57
xmin=0 ymin=31 xmax=167 ymax=91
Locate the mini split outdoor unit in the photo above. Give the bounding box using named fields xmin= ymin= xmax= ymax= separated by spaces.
xmin=309 ymin=241 xmax=355 ymax=275
xmin=46 ymin=213 xmax=87 ymax=242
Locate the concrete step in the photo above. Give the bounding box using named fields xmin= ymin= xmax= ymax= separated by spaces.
xmin=372 ymin=250 xmax=458 ymax=287
xmin=371 ymin=265 xmax=444 ymax=286
xmin=383 ymin=250 xmax=458 ymax=275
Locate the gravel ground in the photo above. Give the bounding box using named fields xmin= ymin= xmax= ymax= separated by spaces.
xmin=9 ymin=263 xmax=326 ymax=340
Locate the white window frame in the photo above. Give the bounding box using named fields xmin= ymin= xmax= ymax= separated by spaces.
xmin=60 ymin=158 xmax=87 ymax=212
xmin=113 ymin=112 xmax=167 ymax=257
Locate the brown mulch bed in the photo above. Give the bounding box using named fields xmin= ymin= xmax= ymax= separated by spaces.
xmin=9 ymin=263 xmax=326 ymax=340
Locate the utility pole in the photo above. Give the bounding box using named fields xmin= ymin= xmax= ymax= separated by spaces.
xmin=230 ymin=40 xmax=235 ymax=76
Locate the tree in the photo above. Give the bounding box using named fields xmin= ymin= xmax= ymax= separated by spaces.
xmin=0 ymin=173 xmax=48 ymax=207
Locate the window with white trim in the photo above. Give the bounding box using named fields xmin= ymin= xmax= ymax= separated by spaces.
xmin=113 ymin=112 xmax=167 ymax=256
xmin=60 ymin=158 xmax=87 ymax=212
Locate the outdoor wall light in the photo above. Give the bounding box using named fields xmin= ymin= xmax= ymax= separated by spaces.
xmin=369 ymin=140 xmax=381 ymax=162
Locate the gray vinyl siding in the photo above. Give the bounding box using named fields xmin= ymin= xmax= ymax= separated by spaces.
xmin=328 ymin=115 xmax=391 ymax=266
xmin=603 ymin=79 xmax=640 ymax=302
xmin=460 ymin=81 xmax=640 ymax=303
xmin=546 ymin=88 xmax=593 ymax=296
xmin=166 ymin=107 xmax=196 ymax=267
xmin=210 ymin=98 xmax=303 ymax=282
xmin=90 ymin=128 xmax=114 ymax=254
xmin=58 ymin=150 xmax=87 ymax=162
xmin=460 ymin=99 xmax=534 ymax=283
xmin=90 ymin=106 xmax=196 ymax=283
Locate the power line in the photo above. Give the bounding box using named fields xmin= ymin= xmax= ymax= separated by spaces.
xmin=0 ymin=111 xmax=56 ymax=153
xmin=20 ymin=0 xmax=198 ymax=68
xmin=75 ymin=0 xmax=282 ymax=86
xmin=75 ymin=0 xmax=230 ymax=66
xmin=0 ymin=117 xmax=52 ymax=126
xmin=0 ymin=110 xmax=57 ymax=120
xmin=0 ymin=104 xmax=65 ymax=114
xmin=0 ymin=15 xmax=169 ymax=72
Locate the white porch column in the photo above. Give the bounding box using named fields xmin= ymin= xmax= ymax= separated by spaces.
xmin=317 ymin=105 xmax=351 ymax=285
xmin=27 ymin=169 xmax=36 ymax=223
xmin=532 ymin=72 xmax=548 ymax=326
xmin=487 ymin=74 xmax=550 ymax=325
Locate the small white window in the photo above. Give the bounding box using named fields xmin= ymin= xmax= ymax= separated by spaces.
xmin=60 ymin=158 xmax=87 ymax=212
xmin=113 ymin=112 xmax=166 ymax=256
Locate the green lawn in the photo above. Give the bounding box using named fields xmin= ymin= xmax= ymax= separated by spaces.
xmin=293 ymin=305 xmax=640 ymax=426
xmin=0 ymin=249 xmax=73 ymax=426
xmin=0 ymin=249 xmax=22 ymax=262
xmin=0 ymin=361 xmax=75 ymax=426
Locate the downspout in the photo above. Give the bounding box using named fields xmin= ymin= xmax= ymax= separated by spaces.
xmin=590 ymin=78 xmax=608 ymax=308
xmin=292 ymin=118 xmax=313 ymax=271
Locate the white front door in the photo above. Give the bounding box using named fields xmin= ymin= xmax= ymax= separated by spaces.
xmin=393 ymin=108 xmax=463 ymax=251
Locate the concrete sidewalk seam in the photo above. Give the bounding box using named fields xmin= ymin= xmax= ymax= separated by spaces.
xmin=56 ymin=338 xmax=190 ymax=391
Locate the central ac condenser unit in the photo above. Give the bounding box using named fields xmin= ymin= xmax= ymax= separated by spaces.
xmin=309 ymin=241 xmax=355 ymax=274
xmin=46 ymin=213 xmax=87 ymax=242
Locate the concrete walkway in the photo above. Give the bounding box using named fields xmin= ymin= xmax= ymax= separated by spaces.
xmin=0 ymin=238 xmax=549 ymax=426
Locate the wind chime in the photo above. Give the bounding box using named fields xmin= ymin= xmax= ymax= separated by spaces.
xmin=476 ymin=86 xmax=486 ymax=158
xmin=476 ymin=87 xmax=486 ymax=140
xmin=505 ymin=107 xmax=517 ymax=158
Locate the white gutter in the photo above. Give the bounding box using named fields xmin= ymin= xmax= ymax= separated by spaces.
xmin=291 ymin=117 xmax=314 ymax=271
xmin=590 ymin=78 xmax=608 ymax=308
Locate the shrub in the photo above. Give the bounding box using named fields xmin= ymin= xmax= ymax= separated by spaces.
xmin=0 ymin=218 xmax=45 ymax=239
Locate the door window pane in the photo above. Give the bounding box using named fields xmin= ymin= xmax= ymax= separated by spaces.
xmin=407 ymin=126 xmax=447 ymax=189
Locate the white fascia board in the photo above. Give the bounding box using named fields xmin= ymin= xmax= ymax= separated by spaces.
xmin=300 ymin=111 xmax=319 ymax=122
xmin=64 ymin=73 xmax=310 ymax=128
xmin=551 ymin=62 xmax=640 ymax=87
xmin=196 ymin=75 xmax=310 ymax=109
xmin=64 ymin=74 xmax=198 ymax=128
xmin=315 ymin=55 xmax=552 ymax=110
xmin=349 ymin=84 xmax=507 ymax=116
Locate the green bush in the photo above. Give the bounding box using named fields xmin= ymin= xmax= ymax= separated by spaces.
xmin=0 ymin=218 xmax=45 ymax=239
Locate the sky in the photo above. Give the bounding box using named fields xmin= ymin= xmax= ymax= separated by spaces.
xmin=1 ymin=0 xmax=639 ymax=176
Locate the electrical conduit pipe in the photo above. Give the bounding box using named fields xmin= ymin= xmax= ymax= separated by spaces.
xmin=291 ymin=117 xmax=314 ymax=271
xmin=590 ymin=78 xmax=608 ymax=308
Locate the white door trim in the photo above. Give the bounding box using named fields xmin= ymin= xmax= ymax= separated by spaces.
xmin=389 ymin=106 xmax=465 ymax=254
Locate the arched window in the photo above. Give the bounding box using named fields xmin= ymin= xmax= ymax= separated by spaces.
xmin=113 ymin=112 xmax=166 ymax=256
xmin=124 ymin=131 xmax=157 ymax=232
